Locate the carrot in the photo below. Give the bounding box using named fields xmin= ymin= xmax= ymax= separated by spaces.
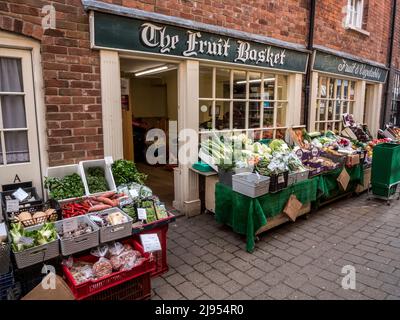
xmin=88 ymin=204 xmax=112 ymax=212
xmin=97 ymin=197 xmax=115 ymax=206
xmin=100 ymin=191 xmax=116 ymax=199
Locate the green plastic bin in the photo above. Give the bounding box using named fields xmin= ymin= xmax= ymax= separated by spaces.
xmin=371 ymin=143 xmax=400 ymax=188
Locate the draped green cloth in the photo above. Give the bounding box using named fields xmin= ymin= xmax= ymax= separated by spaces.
xmin=215 ymin=178 xmax=318 ymax=252
xmin=214 ymin=165 xmax=364 ymax=252
xmin=315 ymin=165 xmax=364 ymax=201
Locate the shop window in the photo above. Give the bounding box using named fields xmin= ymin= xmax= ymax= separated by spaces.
xmin=0 ymin=57 xmax=30 ymax=164
xmin=346 ymin=0 xmax=364 ymax=29
xmin=199 ymin=66 xmax=288 ymax=139
xmin=315 ymin=76 xmax=356 ymax=133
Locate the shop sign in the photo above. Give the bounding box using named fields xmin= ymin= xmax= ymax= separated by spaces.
xmin=313 ymin=51 xmax=388 ymax=83
xmin=92 ymin=12 xmax=308 ymax=73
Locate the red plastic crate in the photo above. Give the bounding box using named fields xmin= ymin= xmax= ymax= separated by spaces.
xmin=62 ymin=238 xmax=155 ymax=300
xmin=85 ymin=272 xmax=151 ymax=300
xmin=135 ymin=224 xmax=169 ymax=277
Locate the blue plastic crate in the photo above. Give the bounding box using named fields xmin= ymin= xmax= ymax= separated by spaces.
xmin=0 ymin=270 xmax=14 ymax=289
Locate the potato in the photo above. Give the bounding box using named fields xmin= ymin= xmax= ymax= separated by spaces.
xmin=32 ymin=211 xmax=47 ymax=219
xmin=18 ymin=211 xmax=32 ymax=221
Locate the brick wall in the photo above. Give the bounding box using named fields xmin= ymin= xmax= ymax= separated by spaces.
xmin=0 ymin=0 xmax=395 ymax=167
xmin=314 ymin=0 xmax=392 ymax=65
xmin=100 ymin=0 xmax=310 ymax=45
xmin=0 ymin=0 xmax=102 ymax=166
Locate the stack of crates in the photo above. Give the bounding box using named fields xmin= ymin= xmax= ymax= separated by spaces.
xmin=371 ymin=143 xmax=400 ymax=198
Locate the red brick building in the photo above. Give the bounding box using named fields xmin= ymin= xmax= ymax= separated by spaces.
xmin=0 ymin=0 xmax=397 ymax=215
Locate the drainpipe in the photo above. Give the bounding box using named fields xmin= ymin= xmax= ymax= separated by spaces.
xmin=304 ymin=0 xmax=316 ymax=127
xmin=382 ymin=0 xmax=397 ymax=127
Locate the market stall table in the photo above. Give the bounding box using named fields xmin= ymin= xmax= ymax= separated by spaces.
xmin=314 ymin=164 xmax=364 ymax=206
xmin=215 ymin=178 xmax=318 ymax=252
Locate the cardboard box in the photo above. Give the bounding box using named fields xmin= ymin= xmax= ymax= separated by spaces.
xmin=346 ymin=154 xmax=360 ymax=167
xmin=22 ymin=274 xmax=75 ymax=300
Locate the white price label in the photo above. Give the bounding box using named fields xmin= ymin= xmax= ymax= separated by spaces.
xmin=278 ymin=175 xmax=285 ymax=184
xmin=137 ymin=208 xmax=147 ymax=220
xmin=6 ymin=200 xmax=20 ymax=213
xmin=63 ymin=219 xmax=78 ymax=234
xmin=140 ymin=233 xmax=161 ymax=252
xmin=129 ymin=189 xmax=139 ymax=198
xmin=12 ymin=188 xmax=29 ymax=202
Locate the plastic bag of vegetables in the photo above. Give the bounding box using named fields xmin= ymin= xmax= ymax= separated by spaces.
xmin=10 ymin=222 xmax=57 ymax=252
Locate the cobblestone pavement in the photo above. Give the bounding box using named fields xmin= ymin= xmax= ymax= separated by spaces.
xmin=151 ymin=193 xmax=400 ymax=300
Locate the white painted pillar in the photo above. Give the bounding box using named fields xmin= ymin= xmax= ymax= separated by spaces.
xmin=365 ymin=83 xmax=383 ymax=138
xmin=287 ymin=73 xmax=303 ymax=127
xmin=308 ymin=72 xmax=319 ymax=132
xmin=174 ymin=60 xmax=201 ymax=217
xmin=100 ymin=50 xmax=124 ymax=160
xmin=354 ymin=80 xmax=366 ymax=124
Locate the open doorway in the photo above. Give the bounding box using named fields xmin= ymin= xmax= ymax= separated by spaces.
xmin=120 ymin=58 xmax=178 ymax=209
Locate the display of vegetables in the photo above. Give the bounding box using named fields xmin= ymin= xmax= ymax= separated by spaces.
xmin=61 ymin=192 xmax=125 ymax=219
xmin=112 ymin=159 xmax=147 ymax=186
xmin=10 ymin=222 xmax=57 ymax=252
xmin=44 ymin=173 xmax=85 ymax=200
xmin=86 ymin=167 xmax=109 ymax=194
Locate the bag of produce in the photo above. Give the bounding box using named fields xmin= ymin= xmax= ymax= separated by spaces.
xmin=91 ymin=245 xmax=112 ymax=279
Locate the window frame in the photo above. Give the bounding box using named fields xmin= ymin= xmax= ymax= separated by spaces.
xmin=346 ymin=0 xmax=365 ymax=30
xmin=315 ymin=76 xmax=356 ymax=132
xmin=0 ymin=57 xmax=30 ymax=166
xmin=199 ymin=64 xmax=289 ymax=140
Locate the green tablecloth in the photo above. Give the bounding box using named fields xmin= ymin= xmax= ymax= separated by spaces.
xmin=215 ymin=178 xmax=318 ymax=252
xmin=314 ymin=164 xmax=364 ymax=201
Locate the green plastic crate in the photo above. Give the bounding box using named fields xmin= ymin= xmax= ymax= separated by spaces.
xmin=371 ymin=183 xmax=397 ymax=197
xmin=259 ymin=139 xmax=272 ymax=145
xmin=371 ymin=143 xmax=400 ymax=187
xmin=192 ymin=162 xmax=212 ymax=172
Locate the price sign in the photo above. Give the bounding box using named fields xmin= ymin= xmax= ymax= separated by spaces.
xmin=140 ymin=233 xmax=161 ymax=252
xmin=6 ymin=200 xmax=20 ymax=213
xmin=278 ymin=174 xmax=285 ymax=184
xmin=12 ymin=188 xmax=29 ymax=202
xmin=137 ymin=208 xmax=147 ymax=220
xmin=63 ymin=218 xmax=78 ymax=234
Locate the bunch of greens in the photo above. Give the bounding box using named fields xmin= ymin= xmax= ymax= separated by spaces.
xmin=112 ymin=159 xmax=147 ymax=186
xmin=86 ymin=167 xmax=109 ymax=194
xmin=10 ymin=222 xmax=57 ymax=252
xmin=44 ymin=173 xmax=85 ymax=200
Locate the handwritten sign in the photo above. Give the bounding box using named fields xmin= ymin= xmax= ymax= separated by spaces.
xmin=137 ymin=208 xmax=147 ymax=221
xmin=63 ymin=219 xmax=78 ymax=234
xmin=12 ymin=188 xmax=29 ymax=202
xmin=140 ymin=233 xmax=161 ymax=252
xmin=6 ymin=200 xmax=20 ymax=213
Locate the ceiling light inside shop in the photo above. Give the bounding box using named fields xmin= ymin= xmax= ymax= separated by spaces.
xmin=135 ymin=66 xmax=169 ymax=77
xmin=236 ymin=78 xmax=275 ymax=84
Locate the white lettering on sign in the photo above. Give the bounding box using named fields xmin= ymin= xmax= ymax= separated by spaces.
xmin=183 ymin=31 xmax=230 ymax=57
xmin=337 ymin=59 xmax=382 ymax=81
xmin=235 ymin=41 xmax=286 ymax=67
xmin=140 ymin=23 xmax=179 ymax=53
xmin=139 ymin=23 xmax=288 ymax=68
